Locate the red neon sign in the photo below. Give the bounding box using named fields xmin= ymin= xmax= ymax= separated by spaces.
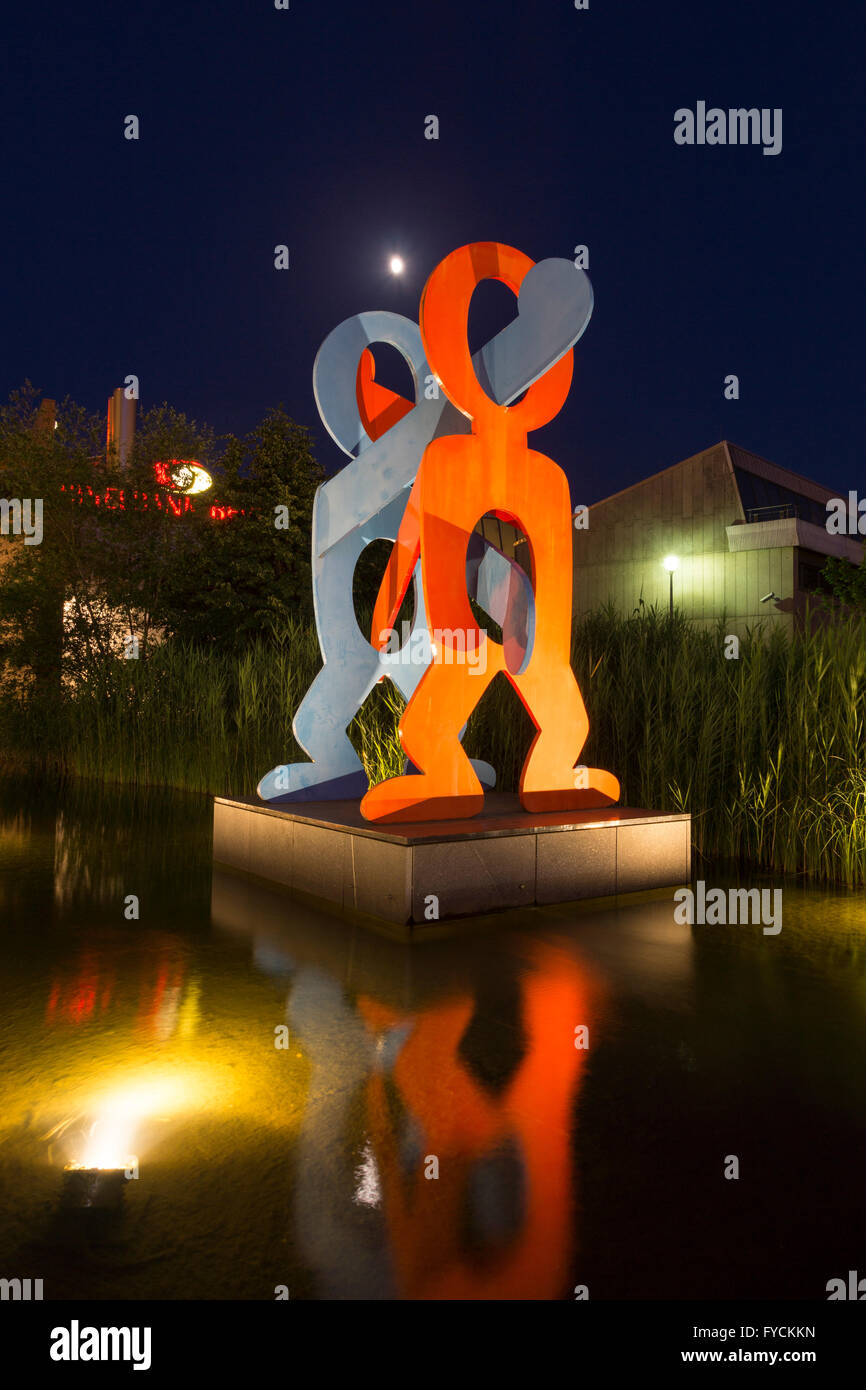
xmin=59 ymin=480 xmax=241 ymax=520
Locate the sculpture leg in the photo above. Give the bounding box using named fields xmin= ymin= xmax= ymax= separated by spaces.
xmin=505 ymin=452 xmax=619 ymax=812
xmin=512 ymin=662 xmax=619 ymax=811
xmin=362 ymin=443 xmax=504 ymax=822
xmin=258 ymin=660 xmax=370 ymax=803
xmin=361 ymin=657 xmax=498 ymax=821
xmin=258 ymin=507 xmax=384 ymax=803
xmin=385 ymin=560 xmax=497 ymax=791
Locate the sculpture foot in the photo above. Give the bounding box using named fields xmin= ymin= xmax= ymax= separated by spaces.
xmin=361 ymin=772 xmax=484 ymax=824
xmin=519 ymin=767 xmax=620 ymax=814
xmin=257 ymin=762 xmax=368 ymax=804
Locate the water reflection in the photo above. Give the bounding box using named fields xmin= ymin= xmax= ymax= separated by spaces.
xmin=2 ymin=780 xmax=866 ymax=1300
xmin=212 ymin=871 xmax=693 ymax=1299
xmin=44 ymin=937 xmax=198 ymax=1041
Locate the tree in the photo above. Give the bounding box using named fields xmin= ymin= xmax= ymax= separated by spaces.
xmin=156 ymin=407 xmax=323 ymax=650
xmin=86 ymin=401 xmax=220 ymax=667
xmin=0 ymin=384 xmax=104 ymax=706
xmin=821 ymin=555 xmax=866 ymax=609
xmin=0 ymin=388 xmax=324 ymax=704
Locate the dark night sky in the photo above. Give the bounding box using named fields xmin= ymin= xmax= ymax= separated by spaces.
xmin=1 ymin=0 xmax=862 ymax=500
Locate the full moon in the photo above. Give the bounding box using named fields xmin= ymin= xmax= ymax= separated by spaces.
xmin=389 ymin=255 xmax=405 ymax=275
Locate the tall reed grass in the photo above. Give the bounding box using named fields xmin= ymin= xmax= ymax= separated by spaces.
xmin=2 ymin=605 xmax=865 ymax=886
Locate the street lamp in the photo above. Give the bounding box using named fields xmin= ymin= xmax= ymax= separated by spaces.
xmin=662 ymin=554 xmax=679 ymax=616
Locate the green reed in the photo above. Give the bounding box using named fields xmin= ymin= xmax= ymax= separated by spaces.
xmin=2 ymin=604 xmax=865 ymax=886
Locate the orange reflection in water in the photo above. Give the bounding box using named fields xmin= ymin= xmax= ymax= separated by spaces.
xmin=358 ymin=942 xmax=600 ymax=1300
xmin=45 ymin=949 xmax=112 ymax=1025
xmin=44 ymin=936 xmax=192 ymax=1041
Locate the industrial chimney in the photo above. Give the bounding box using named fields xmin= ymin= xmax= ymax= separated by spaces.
xmin=106 ymin=387 xmax=136 ymax=468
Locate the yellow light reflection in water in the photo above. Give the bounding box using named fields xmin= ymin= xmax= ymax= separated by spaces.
xmin=50 ymin=1062 xmax=235 ymax=1172
xmin=5 ymin=944 xmax=309 ymax=1196
xmin=67 ymin=1075 xmax=194 ymax=1170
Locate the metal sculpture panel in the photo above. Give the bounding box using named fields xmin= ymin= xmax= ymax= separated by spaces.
xmin=258 ymin=242 xmax=620 ymax=822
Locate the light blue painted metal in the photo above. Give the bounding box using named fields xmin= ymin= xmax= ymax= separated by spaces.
xmin=467 ymin=535 xmax=535 ymax=677
xmin=259 ymin=313 xmax=477 ymax=804
xmin=474 ymin=257 xmax=593 ymax=408
xmin=257 ymin=261 xmax=593 ymax=805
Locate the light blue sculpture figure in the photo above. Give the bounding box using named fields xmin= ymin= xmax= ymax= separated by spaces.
xmin=257 ymin=259 xmax=593 ymax=804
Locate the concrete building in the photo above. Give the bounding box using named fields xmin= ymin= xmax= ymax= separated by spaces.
xmin=572 ymin=441 xmax=862 ymax=633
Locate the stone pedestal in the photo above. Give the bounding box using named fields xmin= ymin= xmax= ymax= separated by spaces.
xmin=212 ymin=793 xmax=691 ymax=935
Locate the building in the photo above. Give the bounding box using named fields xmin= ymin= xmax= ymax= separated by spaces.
xmin=572 ymin=441 xmax=863 ymax=633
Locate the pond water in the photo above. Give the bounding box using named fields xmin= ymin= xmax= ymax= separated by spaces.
xmin=1 ymin=778 xmax=865 ymax=1301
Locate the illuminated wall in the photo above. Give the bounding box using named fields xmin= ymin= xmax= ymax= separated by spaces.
xmin=572 ymin=441 xmax=863 ymax=634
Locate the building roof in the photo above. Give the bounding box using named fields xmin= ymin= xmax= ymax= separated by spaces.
xmin=588 ymin=441 xmax=847 ymax=525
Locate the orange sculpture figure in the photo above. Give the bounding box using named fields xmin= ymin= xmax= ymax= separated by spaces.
xmin=361 ymin=242 xmax=620 ymax=822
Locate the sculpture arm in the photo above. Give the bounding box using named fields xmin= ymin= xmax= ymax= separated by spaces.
xmin=370 ymin=475 xmax=422 ymax=648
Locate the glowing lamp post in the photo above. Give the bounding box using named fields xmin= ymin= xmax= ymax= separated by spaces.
xmin=662 ymin=554 xmax=679 ymax=616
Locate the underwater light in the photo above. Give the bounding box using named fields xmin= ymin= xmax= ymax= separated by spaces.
xmin=61 ymin=1164 xmax=130 ymax=1211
